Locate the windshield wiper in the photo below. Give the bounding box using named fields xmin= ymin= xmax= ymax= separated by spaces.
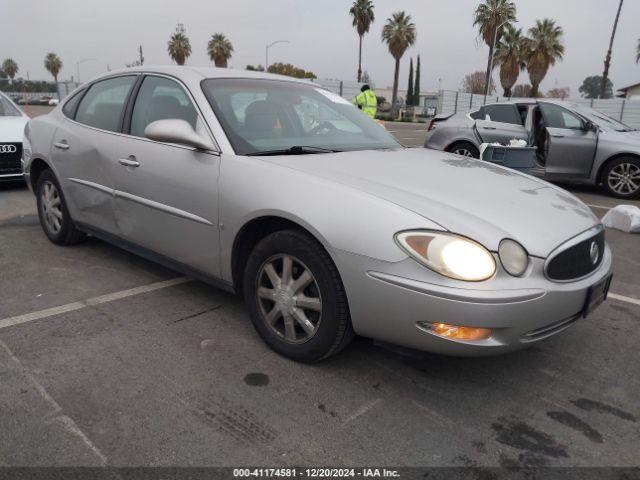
xmin=247 ymin=146 xmax=341 ymax=156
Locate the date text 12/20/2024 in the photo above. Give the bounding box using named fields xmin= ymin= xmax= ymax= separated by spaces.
xmin=233 ymin=469 xmax=400 ymax=478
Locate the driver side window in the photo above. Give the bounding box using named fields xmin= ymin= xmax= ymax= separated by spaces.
xmin=540 ymin=103 xmax=584 ymax=130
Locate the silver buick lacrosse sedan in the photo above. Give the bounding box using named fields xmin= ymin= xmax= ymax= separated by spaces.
xmin=23 ymin=67 xmax=612 ymax=362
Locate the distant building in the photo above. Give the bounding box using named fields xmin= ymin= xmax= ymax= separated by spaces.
xmin=617 ymin=82 xmax=640 ymax=100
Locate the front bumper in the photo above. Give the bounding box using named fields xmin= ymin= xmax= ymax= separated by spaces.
xmin=334 ymin=244 xmax=613 ymax=356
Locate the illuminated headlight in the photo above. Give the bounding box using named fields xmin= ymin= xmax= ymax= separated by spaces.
xmin=395 ymin=231 xmax=496 ymax=281
xmin=498 ymin=239 xmax=529 ymax=277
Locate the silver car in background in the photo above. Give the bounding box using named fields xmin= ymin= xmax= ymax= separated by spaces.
xmin=424 ymin=100 xmax=640 ymax=199
xmin=23 ymin=67 xmax=612 ymax=362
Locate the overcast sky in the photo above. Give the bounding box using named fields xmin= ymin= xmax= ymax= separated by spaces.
xmin=3 ymin=0 xmax=639 ymax=95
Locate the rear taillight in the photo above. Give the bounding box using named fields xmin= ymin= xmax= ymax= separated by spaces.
xmin=427 ymin=120 xmax=436 ymax=132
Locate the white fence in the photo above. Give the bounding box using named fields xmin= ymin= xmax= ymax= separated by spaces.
xmin=313 ymin=79 xmax=365 ymax=102
xmin=438 ymin=90 xmax=640 ymax=128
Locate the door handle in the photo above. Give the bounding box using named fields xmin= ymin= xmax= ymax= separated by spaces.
xmin=118 ymin=157 xmax=140 ymax=168
xmin=482 ymin=126 xmax=496 ymax=130
xmin=53 ymin=141 xmax=69 ymax=150
xmin=551 ymin=134 xmax=565 ymax=138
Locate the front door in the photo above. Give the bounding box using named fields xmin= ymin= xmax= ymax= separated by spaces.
xmin=51 ymin=75 xmax=138 ymax=235
xmin=475 ymin=104 xmax=529 ymax=144
xmin=113 ymin=75 xmax=221 ymax=276
xmin=539 ymin=102 xmax=598 ymax=178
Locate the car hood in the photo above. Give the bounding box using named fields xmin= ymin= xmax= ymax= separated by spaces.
xmin=0 ymin=116 xmax=28 ymax=143
xmin=264 ymin=148 xmax=599 ymax=257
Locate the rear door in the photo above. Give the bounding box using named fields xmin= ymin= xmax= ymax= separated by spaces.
xmin=50 ymin=75 xmax=138 ymax=235
xmin=475 ymin=104 xmax=529 ymax=144
xmin=538 ymin=102 xmax=598 ymax=178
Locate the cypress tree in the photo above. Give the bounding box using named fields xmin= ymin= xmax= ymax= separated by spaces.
xmin=413 ymin=55 xmax=421 ymax=107
xmin=407 ymin=58 xmax=414 ymax=107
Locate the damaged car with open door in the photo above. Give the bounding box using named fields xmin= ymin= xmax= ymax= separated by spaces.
xmin=424 ymin=100 xmax=640 ymax=199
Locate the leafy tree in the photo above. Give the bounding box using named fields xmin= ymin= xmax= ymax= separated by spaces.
xmin=413 ymin=55 xmax=421 ymax=107
xmin=44 ymin=53 xmax=62 ymax=83
xmin=512 ymin=84 xmax=533 ymax=97
xmin=382 ymin=11 xmax=416 ymax=117
xmin=601 ymin=0 xmax=624 ymax=98
xmin=524 ymin=19 xmax=564 ymax=97
xmin=406 ymin=58 xmax=414 ymax=107
xmin=1 ymin=79 xmax=57 ymax=93
xmin=473 ymin=0 xmax=516 ymax=96
xmin=167 ymin=28 xmax=191 ymax=65
xmin=493 ymin=24 xmax=526 ymax=97
xmin=579 ymin=76 xmax=613 ymax=99
xmin=462 ymin=71 xmax=494 ymax=95
xmin=2 ymin=59 xmax=18 ymax=84
xmin=266 ymin=62 xmax=316 ymax=79
xmin=246 ymin=65 xmax=265 ymax=71
xmin=207 ymin=33 xmax=234 ymax=68
xmin=349 ymin=0 xmax=375 ymax=83
xmin=546 ymin=87 xmax=570 ymax=99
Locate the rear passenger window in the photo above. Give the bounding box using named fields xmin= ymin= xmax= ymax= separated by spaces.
xmin=483 ymin=104 xmax=522 ymax=125
xmin=75 ymin=76 xmax=136 ymax=132
xmin=130 ymin=76 xmax=199 ymax=138
xmin=62 ymin=89 xmax=85 ymax=118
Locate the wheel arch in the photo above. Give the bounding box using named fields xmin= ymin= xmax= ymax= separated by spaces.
xmin=230 ymin=214 xmax=336 ymax=295
xmin=596 ymin=152 xmax=640 ymax=184
xmin=28 ymin=157 xmax=54 ymax=192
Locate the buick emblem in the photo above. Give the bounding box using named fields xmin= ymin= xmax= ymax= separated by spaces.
xmin=0 ymin=144 xmax=17 ymax=154
xmin=589 ymin=241 xmax=599 ymax=265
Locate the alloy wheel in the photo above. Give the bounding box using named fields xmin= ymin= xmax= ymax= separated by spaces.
xmin=41 ymin=181 xmax=63 ymax=234
xmin=453 ymin=148 xmax=475 ymax=157
xmin=256 ymin=254 xmax=322 ymax=344
xmin=608 ymin=163 xmax=640 ymax=195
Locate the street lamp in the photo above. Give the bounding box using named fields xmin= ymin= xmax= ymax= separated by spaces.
xmin=265 ymin=40 xmax=290 ymax=71
xmin=76 ymin=58 xmax=97 ymax=83
xmin=485 ymin=20 xmax=516 ymax=100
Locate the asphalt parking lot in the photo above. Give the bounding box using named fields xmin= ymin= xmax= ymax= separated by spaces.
xmin=0 ymin=124 xmax=639 ymax=468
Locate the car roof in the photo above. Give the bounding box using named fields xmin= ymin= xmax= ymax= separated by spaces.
xmin=86 ymin=65 xmax=315 ymax=87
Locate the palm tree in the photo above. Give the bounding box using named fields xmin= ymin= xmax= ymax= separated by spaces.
xmin=44 ymin=53 xmax=62 ymax=83
xmin=524 ymin=19 xmax=565 ymax=98
xmin=167 ymin=29 xmax=192 ymax=65
xmin=207 ymin=33 xmax=234 ymax=68
xmin=2 ymin=59 xmax=18 ymax=84
xmin=349 ymin=0 xmax=375 ymax=83
xmin=493 ymin=24 xmax=526 ymax=97
xmin=473 ymin=0 xmax=517 ymax=96
xmin=601 ymin=0 xmax=624 ymax=98
xmin=382 ymin=11 xmax=416 ymax=117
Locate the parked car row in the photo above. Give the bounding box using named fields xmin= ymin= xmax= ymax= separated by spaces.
xmin=17 ymin=67 xmax=612 ymax=361
xmin=424 ymin=100 xmax=640 ymax=199
xmin=0 ymin=91 xmax=29 ymax=181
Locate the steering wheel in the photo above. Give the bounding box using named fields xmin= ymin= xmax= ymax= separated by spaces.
xmin=309 ymin=121 xmax=337 ymax=136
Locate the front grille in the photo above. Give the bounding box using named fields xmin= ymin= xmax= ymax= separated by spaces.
xmin=0 ymin=143 xmax=22 ymax=175
xmin=546 ymin=228 xmax=605 ymax=281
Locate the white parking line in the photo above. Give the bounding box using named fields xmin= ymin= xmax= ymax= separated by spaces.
xmin=0 ymin=277 xmax=192 ymax=331
xmin=609 ymin=293 xmax=640 ymax=307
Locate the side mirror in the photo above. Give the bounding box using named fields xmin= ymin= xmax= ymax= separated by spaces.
xmin=585 ymin=121 xmax=598 ymax=133
xmin=144 ymin=119 xmax=214 ymax=151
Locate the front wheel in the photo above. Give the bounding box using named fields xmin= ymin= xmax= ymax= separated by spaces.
xmin=243 ymin=230 xmax=354 ymax=363
xmin=36 ymin=169 xmax=86 ymax=245
xmin=601 ymin=157 xmax=640 ymax=199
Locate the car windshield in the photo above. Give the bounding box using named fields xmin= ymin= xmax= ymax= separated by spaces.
xmin=201 ymin=78 xmax=401 ymax=155
xmin=0 ymin=94 xmax=22 ymax=117
xmin=572 ymin=105 xmax=635 ymax=132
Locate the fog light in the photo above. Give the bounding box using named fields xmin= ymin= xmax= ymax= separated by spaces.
xmin=417 ymin=322 xmax=492 ymax=341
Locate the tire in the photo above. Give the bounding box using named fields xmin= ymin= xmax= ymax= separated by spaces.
xmin=243 ymin=229 xmax=354 ymax=363
xmin=36 ymin=169 xmax=86 ymax=246
xmin=601 ymin=157 xmax=640 ymax=199
xmin=447 ymin=141 xmax=479 ymax=159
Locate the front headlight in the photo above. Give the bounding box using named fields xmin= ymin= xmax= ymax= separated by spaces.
xmin=395 ymin=231 xmax=496 ymax=281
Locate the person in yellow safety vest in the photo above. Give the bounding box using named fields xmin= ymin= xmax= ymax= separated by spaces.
xmin=354 ymin=84 xmax=378 ymax=119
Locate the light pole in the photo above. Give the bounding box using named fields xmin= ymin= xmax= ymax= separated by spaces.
xmin=265 ymin=40 xmax=290 ymax=71
xmin=76 ymin=58 xmax=97 ymax=83
xmin=485 ymin=20 xmax=515 ymax=101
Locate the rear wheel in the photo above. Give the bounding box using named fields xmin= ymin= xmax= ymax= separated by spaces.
xmin=36 ymin=169 xmax=86 ymax=245
xmin=243 ymin=230 xmax=354 ymax=363
xmin=601 ymin=157 xmax=640 ymax=199
xmin=447 ymin=142 xmax=479 ymax=159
